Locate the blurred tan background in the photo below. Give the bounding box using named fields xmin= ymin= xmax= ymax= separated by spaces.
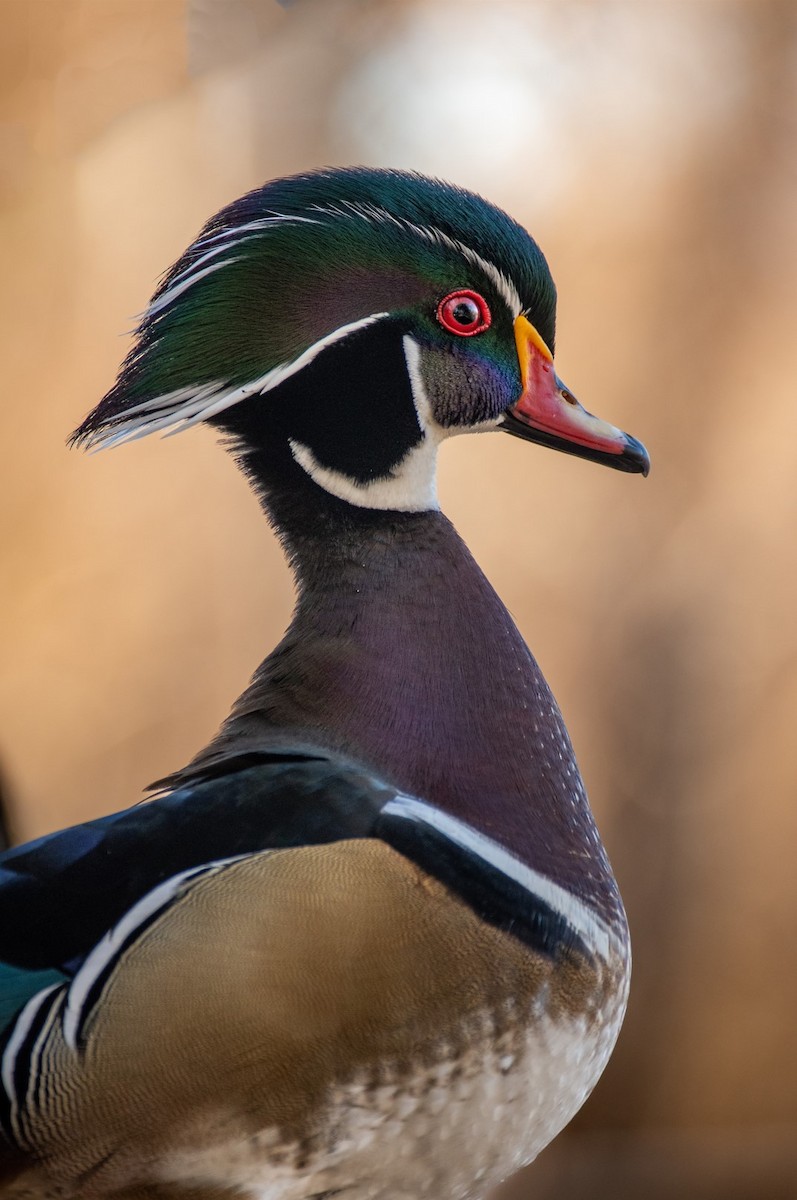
xmin=1 ymin=1 xmax=796 ymax=1196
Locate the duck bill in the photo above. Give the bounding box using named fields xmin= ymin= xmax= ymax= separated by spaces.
xmin=501 ymin=315 xmax=650 ymax=476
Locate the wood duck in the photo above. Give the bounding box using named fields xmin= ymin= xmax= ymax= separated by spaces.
xmin=0 ymin=168 xmax=649 ymax=1200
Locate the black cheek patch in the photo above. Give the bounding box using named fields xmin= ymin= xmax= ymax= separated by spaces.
xmin=274 ymin=321 xmax=424 ymax=484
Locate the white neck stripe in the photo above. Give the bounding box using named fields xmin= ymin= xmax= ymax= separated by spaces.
xmin=288 ymin=435 xmax=440 ymax=513
xmin=285 ymin=333 xmax=445 ymax=512
xmin=381 ymin=795 xmax=613 ymax=961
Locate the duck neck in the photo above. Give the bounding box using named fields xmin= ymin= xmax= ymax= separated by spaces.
xmin=198 ymin=444 xmax=622 ymax=923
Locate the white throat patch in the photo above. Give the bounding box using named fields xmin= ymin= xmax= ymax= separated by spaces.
xmin=288 ymin=335 xmax=448 ymax=513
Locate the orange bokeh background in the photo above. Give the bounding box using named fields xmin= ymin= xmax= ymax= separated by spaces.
xmin=1 ymin=3 xmax=796 ymax=1195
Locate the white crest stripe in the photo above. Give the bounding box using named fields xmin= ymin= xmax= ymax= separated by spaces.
xmin=380 ymin=795 xmax=613 ymax=961
xmin=307 ymin=203 xmax=523 ymax=317
xmin=146 ymin=258 xmax=242 ymax=318
xmin=139 ymin=200 xmax=520 ymax=327
xmin=116 ymin=382 xmax=224 ymax=421
xmin=161 ymin=312 xmax=392 ymax=437
xmin=89 ymin=314 xmax=390 ymax=450
xmin=161 ymin=238 xmax=255 ymax=292
xmin=193 ymin=213 xmax=321 ymax=250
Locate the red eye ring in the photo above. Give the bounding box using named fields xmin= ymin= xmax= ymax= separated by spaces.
xmin=436 ymin=289 xmax=491 ymax=337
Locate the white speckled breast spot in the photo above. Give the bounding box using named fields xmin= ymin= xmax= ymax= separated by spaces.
xmin=159 ymin=989 xmax=628 ymax=1200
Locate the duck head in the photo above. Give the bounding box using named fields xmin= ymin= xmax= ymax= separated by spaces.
xmin=73 ymin=168 xmax=649 ymax=510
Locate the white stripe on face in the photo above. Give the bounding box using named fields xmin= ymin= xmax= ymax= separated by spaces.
xmin=286 ymin=334 xmax=450 ymax=513
xmin=88 ymin=314 xmax=390 ymax=450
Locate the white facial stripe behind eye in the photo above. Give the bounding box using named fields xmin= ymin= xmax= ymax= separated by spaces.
xmin=90 ymin=314 xmax=391 ymax=450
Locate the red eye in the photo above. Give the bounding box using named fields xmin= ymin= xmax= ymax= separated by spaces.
xmin=436 ymin=289 xmax=491 ymax=336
